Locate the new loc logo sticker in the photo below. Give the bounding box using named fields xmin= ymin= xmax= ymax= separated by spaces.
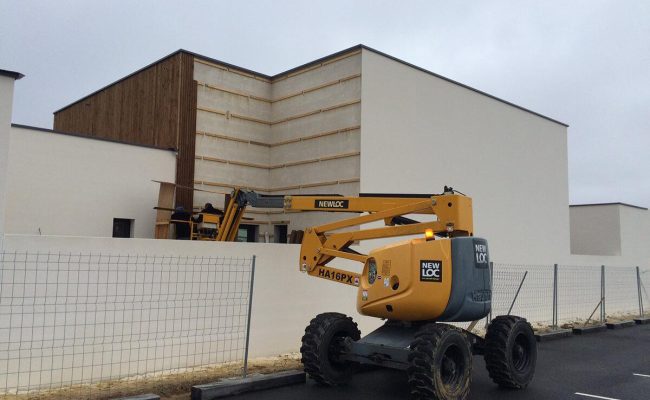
xmin=420 ymin=260 xmax=442 ymax=282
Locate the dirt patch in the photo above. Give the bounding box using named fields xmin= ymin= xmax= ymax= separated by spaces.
xmin=0 ymin=354 xmax=302 ymax=400
xmin=557 ymin=312 xmax=641 ymax=329
xmin=529 ymin=321 xmax=555 ymax=333
xmin=605 ymin=312 xmax=647 ymax=323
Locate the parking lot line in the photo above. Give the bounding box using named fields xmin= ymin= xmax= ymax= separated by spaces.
xmin=633 ymin=373 xmax=650 ymax=378
xmin=575 ymin=393 xmax=621 ymax=400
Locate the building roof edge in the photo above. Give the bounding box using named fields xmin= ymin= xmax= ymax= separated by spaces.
xmin=570 ymin=202 xmax=647 ymax=211
xmin=11 ymin=123 xmax=178 ymax=152
xmin=0 ymin=69 xmax=24 ymax=80
xmin=53 ymin=44 xmax=569 ymax=127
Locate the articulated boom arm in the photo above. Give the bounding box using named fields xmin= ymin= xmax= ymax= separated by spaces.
xmin=294 ymin=193 xmax=473 ymax=286
xmin=217 ymin=188 xmax=473 ymax=287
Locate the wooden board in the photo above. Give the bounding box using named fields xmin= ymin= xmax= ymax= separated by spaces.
xmin=154 ymin=182 xmax=176 ymax=239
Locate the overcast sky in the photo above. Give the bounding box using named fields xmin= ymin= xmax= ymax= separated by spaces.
xmin=1 ymin=0 xmax=648 ymax=207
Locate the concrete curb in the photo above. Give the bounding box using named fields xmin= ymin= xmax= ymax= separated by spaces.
xmin=634 ymin=317 xmax=650 ymax=325
xmin=606 ymin=321 xmax=636 ymax=329
xmin=111 ymin=394 xmax=160 ymax=400
xmin=191 ymin=370 xmax=306 ymax=400
xmin=572 ymin=324 xmax=607 ymax=335
xmin=535 ymin=329 xmax=572 ymax=342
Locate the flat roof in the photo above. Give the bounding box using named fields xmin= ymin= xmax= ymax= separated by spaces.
xmin=0 ymin=69 xmax=24 ymax=80
xmin=11 ymin=123 xmax=177 ymax=152
xmin=570 ymin=202 xmax=647 ymax=211
xmin=54 ymin=44 xmax=568 ymax=127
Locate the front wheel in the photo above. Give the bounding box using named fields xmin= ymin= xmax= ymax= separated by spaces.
xmin=300 ymin=312 xmax=360 ymax=385
xmin=407 ymin=324 xmax=472 ymax=400
xmin=484 ymin=315 xmax=537 ymax=388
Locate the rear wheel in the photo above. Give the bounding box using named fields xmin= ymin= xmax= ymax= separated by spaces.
xmin=300 ymin=312 xmax=360 ymax=385
xmin=407 ymin=324 xmax=472 ymax=400
xmin=484 ymin=315 xmax=537 ymax=388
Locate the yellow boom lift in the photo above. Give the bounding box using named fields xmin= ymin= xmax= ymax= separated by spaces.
xmin=211 ymin=187 xmax=536 ymax=399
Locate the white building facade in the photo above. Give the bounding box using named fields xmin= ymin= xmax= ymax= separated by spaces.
xmin=0 ymin=69 xmax=176 ymax=240
xmin=187 ymin=46 xmax=572 ymax=264
xmin=4 ymin=125 xmax=176 ymax=238
xmin=2 ymin=45 xmax=648 ymax=266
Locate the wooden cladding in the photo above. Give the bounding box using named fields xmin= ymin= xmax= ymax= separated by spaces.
xmin=175 ymin=54 xmax=197 ymax=210
xmin=54 ymin=54 xmax=184 ymax=149
xmin=53 ymin=52 xmax=198 ymax=210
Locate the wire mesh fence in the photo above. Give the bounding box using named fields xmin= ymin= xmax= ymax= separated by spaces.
xmin=605 ymin=267 xmax=639 ymax=317
xmin=556 ymin=265 xmax=603 ymax=324
xmin=492 ymin=264 xmax=555 ymax=324
xmin=641 ymin=268 xmax=650 ymax=315
xmin=0 ymin=251 xmax=647 ymax=399
xmin=0 ymin=252 xmax=254 ymax=398
xmin=489 ymin=263 xmax=647 ymax=328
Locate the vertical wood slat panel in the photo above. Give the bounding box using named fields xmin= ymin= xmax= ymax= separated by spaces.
xmin=175 ymin=53 xmax=197 ymax=211
xmin=53 ymin=55 xmax=182 ymax=150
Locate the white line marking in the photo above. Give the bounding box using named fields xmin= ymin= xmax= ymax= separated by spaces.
xmin=633 ymin=373 xmax=650 ymax=378
xmin=575 ymin=393 xmax=621 ymax=400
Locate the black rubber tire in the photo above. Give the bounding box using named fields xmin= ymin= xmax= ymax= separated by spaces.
xmin=300 ymin=312 xmax=361 ymax=386
xmin=484 ymin=315 xmax=537 ymax=389
xmin=407 ymin=324 xmax=472 ymax=400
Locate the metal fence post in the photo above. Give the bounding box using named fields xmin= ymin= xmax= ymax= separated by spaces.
xmin=553 ymin=264 xmax=558 ymax=328
xmin=243 ymin=255 xmax=256 ymax=378
xmin=600 ymin=265 xmax=605 ymax=322
xmin=637 ymin=266 xmax=644 ymax=317
xmin=489 ymin=261 xmax=494 ymax=322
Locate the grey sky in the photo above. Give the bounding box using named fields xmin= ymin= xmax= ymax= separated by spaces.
xmin=1 ymin=0 xmax=648 ymax=207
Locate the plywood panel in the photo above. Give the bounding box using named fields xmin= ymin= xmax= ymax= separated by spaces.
xmin=155 ymin=182 xmax=176 ymax=239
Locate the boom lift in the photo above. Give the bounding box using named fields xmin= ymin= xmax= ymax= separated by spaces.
xmin=220 ymin=187 xmax=537 ymax=400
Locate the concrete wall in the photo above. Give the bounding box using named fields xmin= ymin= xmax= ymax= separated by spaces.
xmin=192 ymin=53 xmax=362 ymax=241
xmin=1 ymin=234 xmax=381 ymax=362
xmin=570 ymin=205 xmax=621 ymax=256
xmin=570 ymin=204 xmax=650 ymax=266
xmin=193 ymin=60 xmax=274 ymax=240
xmin=4 ymin=126 xmax=176 ymax=239
xmin=0 ymin=75 xmax=17 ymax=240
xmin=620 ymin=206 xmax=650 ymax=265
xmin=359 ymin=49 xmax=571 ymax=264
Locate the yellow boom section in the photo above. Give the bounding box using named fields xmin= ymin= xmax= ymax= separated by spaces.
xmin=291 ymin=193 xmax=473 ymax=286
xmin=203 ymin=188 xmax=473 ymax=288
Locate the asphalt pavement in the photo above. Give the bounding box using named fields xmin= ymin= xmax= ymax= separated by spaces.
xmin=230 ymin=323 xmax=649 ymax=400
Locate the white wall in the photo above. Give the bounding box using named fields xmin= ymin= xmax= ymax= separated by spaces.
xmin=570 ymin=205 xmax=621 ymax=256
xmin=360 ymin=49 xmax=571 ymax=264
xmin=4 ymin=126 xmax=176 ymax=239
xmin=1 ymin=235 xmax=381 ymax=358
xmin=0 ymin=76 xmax=17 ymax=240
xmin=570 ymin=204 xmax=649 ymax=266
xmin=620 ymin=206 xmax=650 ymax=265
xmin=0 ymin=233 xmax=646 ymax=391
